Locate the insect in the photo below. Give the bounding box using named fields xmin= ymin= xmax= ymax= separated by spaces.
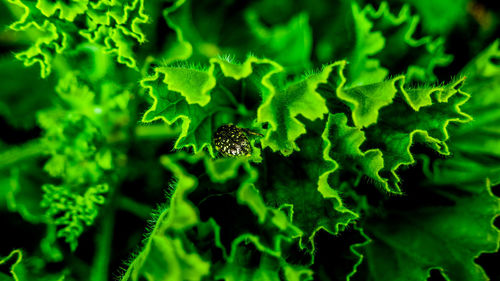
xmin=213 ymin=124 xmax=262 ymax=157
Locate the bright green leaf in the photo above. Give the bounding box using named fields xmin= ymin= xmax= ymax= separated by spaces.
xmin=36 ymin=0 xmax=89 ymax=21
xmin=257 ymin=61 xmax=342 ymax=155
xmin=141 ymin=56 xmax=281 ymax=156
xmin=329 ymin=75 xmax=472 ymax=193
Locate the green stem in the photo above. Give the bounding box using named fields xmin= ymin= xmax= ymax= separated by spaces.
xmin=218 ymin=84 xmax=240 ymax=107
xmin=215 ymin=86 xmax=252 ymax=117
xmin=0 ymin=140 xmax=48 ymax=170
xmin=135 ymin=124 xmax=180 ymax=140
xmin=241 ymin=79 xmax=247 ymax=104
xmin=117 ymin=195 xmax=153 ymax=219
xmin=90 ymin=190 xmax=117 ymax=281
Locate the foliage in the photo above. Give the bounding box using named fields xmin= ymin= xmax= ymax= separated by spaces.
xmin=0 ymin=0 xmax=499 ymax=280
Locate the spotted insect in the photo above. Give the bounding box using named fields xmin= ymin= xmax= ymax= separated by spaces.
xmin=213 ymin=124 xmax=262 ymax=157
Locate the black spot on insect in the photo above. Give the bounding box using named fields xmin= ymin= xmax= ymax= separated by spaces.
xmin=213 ymin=124 xmax=262 ymax=157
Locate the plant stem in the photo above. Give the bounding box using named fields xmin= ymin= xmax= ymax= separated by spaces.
xmin=135 ymin=124 xmax=180 ymax=140
xmin=90 ymin=191 xmax=116 ymax=281
xmin=218 ymin=84 xmax=240 ymax=107
xmin=0 ymin=139 xmax=48 ymax=170
xmin=117 ymin=195 xmax=153 ymax=219
xmin=217 ymin=85 xmax=252 ymax=117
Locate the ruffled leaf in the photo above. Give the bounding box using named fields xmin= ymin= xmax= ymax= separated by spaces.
xmin=0 ymin=159 xmax=47 ymax=224
xmin=425 ymin=40 xmax=500 ymax=185
xmin=6 ymin=0 xmax=72 ymax=78
xmin=244 ymin=10 xmax=313 ymax=72
xmin=0 ymin=249 xmax=66 ymax=280
xmin=41 ymin=183 xmax=109 ymax=251
xmin=317 ymin=1 xmax=452 ymax=85
xmin=158 ymin=151 xmax=299 ymax=255
xmin=34 ymin=72 xmax=130 ymax=250
xmin=257 ymin=61 xmax=341 ymax=155
xmin=337 ymin=76 xmax=401 ymax=128
xmin=121 ymin=153 xmax=204 ymax=281
xmin=322 ymin=74 xmax=471 ymax=193
xmin=358 ymin=2 xmax=452 ymax=83
xmin=6 ymin=0 xmax=149 ymax=77
xmin=403 ymin=0 xmax=469 ymax=35
xmin=141 ymin=56 xmax=282 ymax=156
xmin=311 ymin=227 xmax=371 ymax=281
xmin=78 ymin=0 xmax=149 ymax=68
xmin=324 ymin=113 xmax=385 ymax=193
xmin=9 ymin=17 xmax=69 ymax=78
xmin=353 ymin=179 xmax=500 ymax=281
xmin=122 ymin=151 xmax=307 ymax=281
xmin=161 ymin=0 xmax=313 ymax=72
xmin=0 ymin=249 xmax=24 ymax=281
xmin=257 ymin=117 xmax=359 ymax=251
xmin=214 ymin=239 xmax=313 ymax=281
xmin=36 ymin=0 xmax=89 ymax=21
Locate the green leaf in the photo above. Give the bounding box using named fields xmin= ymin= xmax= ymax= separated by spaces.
xmin=215 ymin=238 xmax=313 ymax=281
xmin=38 ymin=112 xmax=104 ymax=184
xmin=161 ymin=0 xmax=312 ymax=72
xmin=257 ymin=61 xmax=341 ymax=156
xmin=347 ymin=1 xmax=387 ymax=85
xmin=79 ymin=0 xmax=149 ymax=69
xmin=257 ymin=117 xmax=359 ymax=251
xmin=359 ymin=2 xmax=452 ymax=83
xmin=311 ymin=227 xmax=371 ymax=281
xmin=122 ymin=151 xmax=307 ymax=281
xmin=41 ymin=183 xmax=109 ymax=251
xmin=0 ymin=161 xmax=47 ymax=224
xmin=244 ymin=10 xmax=313 ymax=72
xmin=310 ymin=61 xmax=470 ymax=193
xmin=132 ymin=235 xmax=211 ymax=281
xmin=316 ymin=1 xmax=452 ymax=85
xmin=36 ymin=0 xmax=89 ymax=21
xmin=6 ymin=0 xmax=149 ymax=76
xmin=37 ymin=71 xmax=127 ymax=182
xmin=141 ymin=56 xmax=282 ymax=156
xmin=338 ymin=76 xmax=401 ymax=128
xmin=6 ymin=0 xmax=71 ymax=78
xmin=425 ymin=40 xmax=500 ymax=185
xmin=324 ymin=113 xmax=385 ymax=194
xmin=0 ymin=249 xmax=27 ymax=281
xmin=353 ymin=180 xmax=500 ymax=281
xmin=236 ymin=183 xmax=303 ymax=254
xmin=0 ymin=249 xmax=66 ymax=281
xmin=9 ymin=18 xmax=69 ymax=78
xmin=329 ymin=75 xmax=472 ymax=193
xmin=158 ymin=151 xmax=299 ymax=256
xmin=33 ymin=72 xmax=131 ymax=250
xmin=403 ymin=0 xmax=468 ymax=35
